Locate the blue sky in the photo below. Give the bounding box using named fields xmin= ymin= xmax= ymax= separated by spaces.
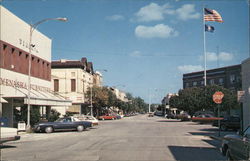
xmin=3 ymin=0 xmax=249 ymax=103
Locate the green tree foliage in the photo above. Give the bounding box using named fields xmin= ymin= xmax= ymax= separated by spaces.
xmin=85 ymin=87 xmax=148 ymax=115
xmin=169 ymin=85 xmax=239 ymax=115
xmin=48 ymin=109 xmax=61 ymax=122
xmin=14 ymin=106 xmax=41 ymax=126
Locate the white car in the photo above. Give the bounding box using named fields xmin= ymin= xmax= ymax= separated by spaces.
xmin=73 ymin=115 xmax=99 ymax=126
xmin=0 ymin=127 xmax=20 ymax=144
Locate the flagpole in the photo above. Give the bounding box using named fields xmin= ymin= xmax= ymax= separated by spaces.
xmin=203 ymin=7 xmax=207 ymax=86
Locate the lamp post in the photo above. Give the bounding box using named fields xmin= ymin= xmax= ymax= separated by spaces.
xmin=27 ymin=17 xmax=67 ymax=131
xmin=90 ymin=84 xmax=93 ymax=116
xmin=89 ymin=69 xmax=107 ymax=116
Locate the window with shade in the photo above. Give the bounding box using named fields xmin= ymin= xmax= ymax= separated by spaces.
xmin=54 ymin=79 xmax=59 ymax=92
xmin=71 ymin=79 xmax=76 ymax=92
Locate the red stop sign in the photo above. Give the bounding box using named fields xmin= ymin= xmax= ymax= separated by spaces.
xmin=213 ymin=91 xmax=224 ymax=104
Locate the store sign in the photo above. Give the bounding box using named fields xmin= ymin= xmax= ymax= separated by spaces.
xmin=19 ymin=38 xmax=39 ymax=53
xmin=0 ymin=77 xmax=51 ymax=92
xmin=237 ymin=91 xmax=245 ymax=103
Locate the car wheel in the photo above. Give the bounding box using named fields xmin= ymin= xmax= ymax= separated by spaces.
xmin=77 ymin=125 xmax=84 ymax=132
xmin=226 ymin=149 xmax=233 ymax=161
xmin=221 ymin=124 xmax=227 ymax=131
xmin=112 ymin=118 xmax=115 ymax=120
xmin=102 ymin=118 xmax=105 ymax=120
xmin=45 ymin=126 xmax=53 ymax=133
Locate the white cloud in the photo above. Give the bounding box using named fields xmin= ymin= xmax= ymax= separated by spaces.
xmin=176 ymin=4 xmax=200 ymax=21
xmin=130 ymin=51 xmax=142 ymax=58
xmin=178 ymin=65 xmax=203 ymax=73
xmin=207 ymin=52 xmax=218 ymax=61
xmin=218 ymin=52 xmax=234 ymax=61
xmin=135 ymin=3 xmax=174 ymax=22
xmin=199 ymin=52 xmax=234 ymax=62
xmin=106 ymin=14 xmax=124 ymax=21
xmin=135 ymin=24 xmax=179 ymax=38
xmin=134 ymin=3 xmax=199 ymax=22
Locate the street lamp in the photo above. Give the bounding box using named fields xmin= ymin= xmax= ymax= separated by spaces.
xmin=89 ymin=69 xmax=107 ymax=116
xmin=27 ymin=17 xmax=67 ymax=131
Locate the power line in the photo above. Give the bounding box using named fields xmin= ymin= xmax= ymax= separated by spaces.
xmin=53 ymin=48 xmax=200 ymax=57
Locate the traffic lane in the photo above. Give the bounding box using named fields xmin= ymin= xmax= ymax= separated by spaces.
xmin=2 ymin=115 xmax=225 ymax=161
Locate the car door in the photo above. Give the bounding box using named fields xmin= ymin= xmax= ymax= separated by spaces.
xmin=231 ymin=126 xmax=250 ymax=160
xmin=243 ymin=127 xmax=250 ymax=160
xmin=53 ymin=118 xmax=66 ymax=130
xmin=54 ymin=118 xmax=74 ymax=130
xmin=62 ymin=117 xmax=76 ymax=130
xmin=231 ymin=117 xmax=240 ymax=129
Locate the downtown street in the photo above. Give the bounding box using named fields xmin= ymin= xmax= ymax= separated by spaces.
xmin=1 ymin=115 xmax=226 ymax=161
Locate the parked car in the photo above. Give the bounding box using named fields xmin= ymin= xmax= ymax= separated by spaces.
xmin=0 ymin=127 xmax=20 ymax=144
xmin=191 ymin=114 xmax=223 ymax=123
xmin=33 ymin=117 xmax=93 ymax=133
xmin=221 ymin=125 xmax=250 ymax=160
xmin=148 ymin=112 xmax=154 ymax=117
xmin=154 ymin=111 xmax=163 ymax=116
xmin=212 ymin=116 xmax=240 ymax=131
xmin=73 ymin=115 xmax=99 ymax=126
xmin=124 ymin=114 xmax=131 ymax=117
xmin=98 ymin=115 xmax=116 ymax=120
xmin=165 ymin=113 xmax=176 ymax=119
xmin=176 ymin=113 xmax=191 ymax=121
xmin=115 ymin=114 xmax=122 ymax=119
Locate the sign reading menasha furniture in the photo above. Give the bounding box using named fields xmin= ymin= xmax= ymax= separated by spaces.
xmin=0 ymin=77 xmax=51 ymax=92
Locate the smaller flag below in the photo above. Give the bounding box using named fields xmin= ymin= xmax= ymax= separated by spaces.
xmin=205 ymin=24 xmax=215 ymax=32
xmin=204 ymin=8 xmax=223 ymax=22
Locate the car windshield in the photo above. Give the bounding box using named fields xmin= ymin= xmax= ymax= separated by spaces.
xmin=55 ymin=118 xmax=64 ymax=122
xmin=244 ymin=126 xmax=250 ymax=138
xmin=1 ymin=0 xmax=249 ymax=161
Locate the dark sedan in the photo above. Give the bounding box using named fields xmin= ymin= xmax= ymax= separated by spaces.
xmin=222 ymin=125 xmax=250 ymax=160
xmin=212 ymin=116 xmax=240 ymax=131
xmin=33 ymin=117 xmax=93 ymax=133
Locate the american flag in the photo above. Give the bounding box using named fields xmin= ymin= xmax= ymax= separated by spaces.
xmin=204 ymin=8 xmax=223 ymax=22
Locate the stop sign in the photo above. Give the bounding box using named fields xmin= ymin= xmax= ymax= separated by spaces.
xmin=213 ymin=91 xmax=224 ymax=104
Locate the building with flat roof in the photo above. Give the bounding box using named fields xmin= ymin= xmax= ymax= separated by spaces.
xmin=0 ymin=6 xmax=71 ymax=127
xmin=242 ymin=58 xmax=250 ymax=129
xmin=109 ymin=87 xmax=128 ymax=103
xmin=183 ymin=64 xmax=241 ymax=91
xmin=51 ymin=58 xmax=103 ymax=115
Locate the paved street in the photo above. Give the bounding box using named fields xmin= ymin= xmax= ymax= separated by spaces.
xmin=1 ymin=115 xmax=226 ymax=161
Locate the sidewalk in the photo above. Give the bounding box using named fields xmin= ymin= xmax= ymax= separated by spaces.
xmin=186 ymin=122 xmax=237 ymax=141
xmin=209 ymin=130 xmax=236 ymax=141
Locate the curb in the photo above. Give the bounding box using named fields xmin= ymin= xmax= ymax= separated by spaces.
xmin=209 ymin=135 xmax=223 ymax=141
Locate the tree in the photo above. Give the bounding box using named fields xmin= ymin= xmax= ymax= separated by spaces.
xmin=85 ymin=86 xmax=109 ymax=116
xmin=48 ymin=109 xmax=61 ymax=122
xmin=169 ymin=85 xmax=239 ymax=116
xmin=14 ymin=105 xmax=41 ymax=126
xmin=85 ymin=88 xmax=148 ymax=115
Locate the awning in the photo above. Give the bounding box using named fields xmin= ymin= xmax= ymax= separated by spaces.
xmin=0 ymin=97 xmax=8 ymax=103
xmin=3 ymin=86 xmax=72 ymax=106
xmin=24 ymin=97 xmax=72 ymax=106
